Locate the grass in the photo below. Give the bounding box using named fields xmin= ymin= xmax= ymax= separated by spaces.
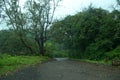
xmin=0 ymin=54 xmax=48 ymax=76
xmin=71 ymin=58 xmax=112 ymax=65
xmin=73 ymin=59 xmax=120 ymax=68
xmin=80 ymin=59 xmax=111 ymax=65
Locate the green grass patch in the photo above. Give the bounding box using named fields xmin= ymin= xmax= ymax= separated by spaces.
xmin=80 ymin=59 xmax=111 ymax=65
xmin=71 ymin=58 xmax=111 ymax=65
xmin=0 ymin=54 xmax=48 ymax=76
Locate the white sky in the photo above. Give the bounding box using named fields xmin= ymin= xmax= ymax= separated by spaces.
xmin=0 ymin=0 xmax=118 ymax=29
xmin=53 ymin=0 xmax=117 ymax=19
xmin=19 ymin=0 xmax=117 ymax=19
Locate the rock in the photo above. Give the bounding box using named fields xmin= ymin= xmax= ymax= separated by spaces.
xmin=112 ymin=60 xmax=120 ymax=66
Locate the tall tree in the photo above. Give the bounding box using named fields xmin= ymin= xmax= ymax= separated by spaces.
xmin=24 ymin=0 xmax=61 ymax=55
xmin=3 ymin=0 xmax=61 ymax=55
xmin=0 ymin=0 xmax=3 ymax=23
xmin=3 ymin=0 xmax=35 ymax=54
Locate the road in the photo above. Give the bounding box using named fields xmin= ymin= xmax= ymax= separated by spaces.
xmin=0 ymin=59 xmax=120 ymax=80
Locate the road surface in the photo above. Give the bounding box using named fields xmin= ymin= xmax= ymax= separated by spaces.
xmin=0 ymin=59 xmax=120 ymax=80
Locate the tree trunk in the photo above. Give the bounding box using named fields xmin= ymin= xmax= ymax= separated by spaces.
xmin=40 ymin=28 xmax=45 ymax=56
xmin=35 ymin=37 xmax=41 ymax=55
xmin=35 ymin=36 xmax=45 ymax=56
xmin=40 ymin=37 xmax=44 ymax=56
xmin=20 ymin=36 xmax=33 ymax=54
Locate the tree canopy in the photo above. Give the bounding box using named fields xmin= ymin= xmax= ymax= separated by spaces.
xmin=50 ymin=6 xmax=120 ymax=60
xmin=0 ymin=0 xmax=119 ymax=61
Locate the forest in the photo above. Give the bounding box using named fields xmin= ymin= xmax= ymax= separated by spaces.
xmin=0 ymin=0 xmax=120 ymax=75
xmin=49 ymin=6 xmax=120 ymax=61
xmin=0 ymin=1 xmax=120 ymax=60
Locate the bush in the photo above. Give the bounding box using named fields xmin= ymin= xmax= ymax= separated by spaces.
xmin=105 ymin=46 xmax=120 ymax=60
xmin=45 ymin=41 xmax=68 ymax=58
xmin=85 ymin=43 xmax=106 ymax=60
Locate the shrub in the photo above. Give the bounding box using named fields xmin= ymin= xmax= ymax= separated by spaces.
xmin=105 ymin=46 xmax=120 ymax=60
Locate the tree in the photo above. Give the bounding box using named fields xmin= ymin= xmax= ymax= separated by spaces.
xmin=117 ymin=0 xmax=120 ymax=5
xmin=3 ymin=0 xmax=35 ymax=54
xmin=0 ymin=30 xmax=27 ymax=55
xmin=24 ymin=0 xmax=61 ymax=55
xmin=50 ymin=6 xmax=120 ymax=59
xmin=0 ymin=0 xmax=4 ymax=24
xmin=3 ymin=0 xmax=61 ymax=55
xmin=0 ymin=0 xmax=3 ymax=16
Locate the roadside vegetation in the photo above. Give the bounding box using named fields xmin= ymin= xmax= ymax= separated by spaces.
xmin=71 ymin=58 xmax=111 ymax=65
xmin=0 ymin=54 xmax=48 ymax=76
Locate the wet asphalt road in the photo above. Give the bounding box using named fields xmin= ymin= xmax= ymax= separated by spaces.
xmin=0 ymin=59 xmax=120 ymax=80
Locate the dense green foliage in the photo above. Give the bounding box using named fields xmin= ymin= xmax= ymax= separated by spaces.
xmin=2 ymin=0 xmax=61 ymax=56
xmin=0 ymin=1 xmax=120 ymax=63
xmin=45 ymin=41 xmax=68 ymax=58
xmin=106 ymin=46 xmax=120 ymax=60
xmin=0 ymin=30 xmax=37 ymax=55
xmin=0 ymin=6 xmax=120 ymax=61
xmin=1 ymin=0 xmax=120 ymax=77
xmin=50 ymin=7 xmax=120 ymax=60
